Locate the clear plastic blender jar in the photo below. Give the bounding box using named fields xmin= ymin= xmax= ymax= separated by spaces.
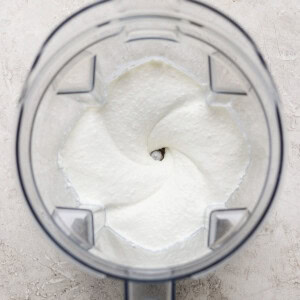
xmin=16 ymin=1 xmax=284 ymax=299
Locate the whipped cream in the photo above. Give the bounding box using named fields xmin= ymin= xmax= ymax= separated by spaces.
xmin=59 ymin=59 xmax=249 ymax=251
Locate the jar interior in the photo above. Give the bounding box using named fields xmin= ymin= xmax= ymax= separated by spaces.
xmin=29 ymin=15 xmax=270 ymax=269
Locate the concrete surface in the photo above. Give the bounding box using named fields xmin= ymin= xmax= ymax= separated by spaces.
xmin=0 ymin=0 xmax=299 ymax=299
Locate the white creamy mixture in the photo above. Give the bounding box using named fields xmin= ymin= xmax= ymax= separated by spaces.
xmin=59 ymin=60 xmax=249 ymax=251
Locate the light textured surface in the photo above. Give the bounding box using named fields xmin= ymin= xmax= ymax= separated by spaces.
xmin=0 ymin=0 xmax=299 ymax=299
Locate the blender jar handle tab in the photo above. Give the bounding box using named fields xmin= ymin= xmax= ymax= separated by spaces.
xmin=125 ymin=280 xmax=176 ymax=300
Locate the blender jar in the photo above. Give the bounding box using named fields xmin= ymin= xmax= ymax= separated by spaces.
xmin=16 ymin=0 xmax=284 ymax=299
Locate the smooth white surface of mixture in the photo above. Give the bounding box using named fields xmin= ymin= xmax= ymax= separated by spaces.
xmin=59 ymin=60 xmax=249 ymax=251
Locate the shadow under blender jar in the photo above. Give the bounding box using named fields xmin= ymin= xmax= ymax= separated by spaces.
xmin=16 ymin=0 xmax=284 ymax=299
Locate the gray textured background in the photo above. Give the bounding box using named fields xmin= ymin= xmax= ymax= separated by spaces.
xmin=0 ymin=0 xmax=300 ymax=299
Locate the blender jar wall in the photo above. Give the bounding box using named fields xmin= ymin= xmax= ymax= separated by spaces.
xmin=16 ymin=0 xmax=284 ymax=281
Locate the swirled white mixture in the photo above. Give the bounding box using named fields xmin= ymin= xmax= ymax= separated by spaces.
xmin=59 ymin=60 xmax=249 ymax=251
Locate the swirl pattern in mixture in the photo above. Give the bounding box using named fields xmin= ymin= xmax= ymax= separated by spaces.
xmin=59 ymin=60 xmax=249 ymax=251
